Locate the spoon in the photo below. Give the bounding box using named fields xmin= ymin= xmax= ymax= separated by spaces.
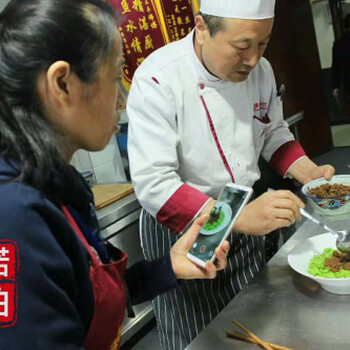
xmin=300 ymin=208 xmax=350 ymax=255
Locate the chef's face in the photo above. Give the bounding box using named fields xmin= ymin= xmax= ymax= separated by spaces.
xmin=195 ymin=16 xmax=273 ymax=82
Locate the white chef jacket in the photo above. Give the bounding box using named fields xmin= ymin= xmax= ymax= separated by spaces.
xmin=127 ymin=31 xmax=306 ymax=234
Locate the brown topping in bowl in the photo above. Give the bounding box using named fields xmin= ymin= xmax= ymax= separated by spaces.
xmin=208 ymin=206 xmax=222 ymax=224
xmin=325 ymin=251 xmax=350 ymax=272
xmin=307 ymin=183 xmax=350 ymax=198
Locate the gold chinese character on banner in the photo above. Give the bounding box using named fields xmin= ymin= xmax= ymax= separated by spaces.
xmin=148 ymin=14 xmax=158 ymax=29
xmin=131 ymin=37 xmax=143 ymax=53
xmin=177 ymin=16 xmax=183 ymax=25
xmin=137 ymin=57 xmax=145 ymax=66
xmin=132 ymin=0 xmax=144 ymax=13
xmin=139 ymin=16 xmax=149 ymax=30
xmin=145 ymin=34 xmax=154 ymax=50
xmin=121 ymin=0 xmax=131 ymax=14
xmin=185 ymin=15 xmax=191 ymax=24
xmin=126 ymin=20 xmax=137 ymax=33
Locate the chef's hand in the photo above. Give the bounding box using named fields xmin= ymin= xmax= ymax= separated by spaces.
xmin=170 ymin=214 xmax=230 ymax=279
xmin=302 ymin=164 xmax=335 ymax=184
xmin=286 ymin=156 xmax=335 ymax=184
xmin=233 ymin=190 xmax=305 ymax=235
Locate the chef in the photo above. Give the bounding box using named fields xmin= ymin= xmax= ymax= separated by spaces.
xmin=127 ymin=0 xmax=335 ymax=349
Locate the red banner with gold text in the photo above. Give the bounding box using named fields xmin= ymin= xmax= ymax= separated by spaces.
xmin=159 ymin=0 xmax=194 ymax=42
xmin=110 ymin=0 xmax=197 ymax=90
xmin=110 ymin=0 xmax=167 ymax=90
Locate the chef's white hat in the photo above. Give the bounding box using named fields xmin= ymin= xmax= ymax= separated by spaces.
xmin=200 ymin=0 xmax=275 ymax=20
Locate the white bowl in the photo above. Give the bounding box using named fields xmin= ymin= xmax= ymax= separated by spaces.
xmin=301 ymin=175 xmax=350 ymax=220
xmin=288 ymin=233 xmax=350 ymax=294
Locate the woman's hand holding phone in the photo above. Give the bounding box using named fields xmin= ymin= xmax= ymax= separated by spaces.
xmin=170 ymin=215 xmax=230 ymax=280
xmin=234 ymin=190 xmax=305 ymax=235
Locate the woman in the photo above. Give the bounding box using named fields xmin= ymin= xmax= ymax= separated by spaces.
xmin=0 ymin=1 xmax=229 ymax=349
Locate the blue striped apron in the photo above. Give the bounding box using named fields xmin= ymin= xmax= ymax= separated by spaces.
xmin=140 ymin=209 xmax=265 ymax=350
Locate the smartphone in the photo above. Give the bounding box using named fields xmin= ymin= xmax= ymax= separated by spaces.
xmin=186 ymin=183 xmax=253 ymax=268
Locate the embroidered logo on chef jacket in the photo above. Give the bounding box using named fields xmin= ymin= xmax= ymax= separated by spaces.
xmin=252 ymin=102 xmax=272 ymax=139
xmin=253 ymin=102 xmax=271 ymax=124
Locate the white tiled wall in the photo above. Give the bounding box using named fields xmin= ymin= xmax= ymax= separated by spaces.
xmin=89 ymin=138 xmax=120 ymax=168
xmin=71 ymin=137 xmax=127 ymax=184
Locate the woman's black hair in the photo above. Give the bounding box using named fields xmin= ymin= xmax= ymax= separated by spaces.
xmin=0 ymin=0 xmax=118 ymax=189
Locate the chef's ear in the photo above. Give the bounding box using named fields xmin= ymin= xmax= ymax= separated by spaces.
xmin=195 ymin=15 xmax=207 ymax=45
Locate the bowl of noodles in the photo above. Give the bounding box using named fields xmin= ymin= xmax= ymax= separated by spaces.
xmin=288 ymin=233 xmax=350 ymax=294
xmin=301 ymin=175 xmax=350 ymax=219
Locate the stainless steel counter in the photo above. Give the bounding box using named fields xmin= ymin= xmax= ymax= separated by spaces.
xmin=96 ymin=192 xmax=140 ymax=231
xmin=186 ymin=215 xmax=350 ymax=350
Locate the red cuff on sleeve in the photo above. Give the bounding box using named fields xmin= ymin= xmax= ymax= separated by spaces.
xmin=156 ymin=184 xmax=210 ymax=235
xmin=269 ymin=140 xmax=306 ymax=176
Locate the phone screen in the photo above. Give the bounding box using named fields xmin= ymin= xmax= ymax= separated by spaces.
xmin=188 ymin=185 xmax=251 ymax=263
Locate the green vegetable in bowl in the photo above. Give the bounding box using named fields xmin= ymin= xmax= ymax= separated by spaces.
xmin=309 ymin=248 xmax=350 ymax=278
xmin=203 ymin=207 xmax=225 ymax=231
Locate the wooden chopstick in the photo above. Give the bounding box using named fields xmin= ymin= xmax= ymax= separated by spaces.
xmin=226 ymin=331 xmax=293 ymax=350
xmin=232 ymin=320 xmax=274 ymax=350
